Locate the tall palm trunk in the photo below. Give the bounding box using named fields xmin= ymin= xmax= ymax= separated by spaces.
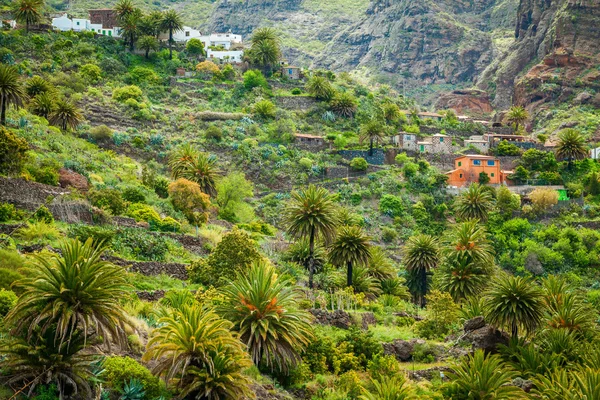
xmin=145 ymin=49 xmax=149 ymax=58
xmin=511 ymin=323 xmax=518 ymax=340
xmin=308 ymin=226 xmax=315 ymax=289
xmin=419 ymin=268 xmax=427 ymax=308
xmin=129 ymin=32 xmax=134 ymax=51
xmin=369 ymin=137 xmax=374 ymax=156
xmin=1 ymin=96 xmax=6 ymax=126
xmin=346 ymin=261 xmax=353 ymax=287
xmin=169 ymin=29 xmax=173 ymax=60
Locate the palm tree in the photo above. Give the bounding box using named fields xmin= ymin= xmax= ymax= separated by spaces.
xmin=328 ymin=225 xmax=372 ymax=288
xmin=114 ymin=0 xmax=135 ymax=21
xmin=284 ymin=184 xmax=338 ymax=289
xmin=359 ymin=376 xmax=416 ymax=400
xmin=306 ymin=75 xmax=335 ymax=101
xmin=251 ymin=27 xmax=279 ymax=43
xmin=144 ymin=304 xmax=253 ymax=399
xmin=506 ymin=105 xmax=528 ymax=131
xmin=367 ymin=246 xmax=396 ymax=281
xmin=218 ymin=261 xmax=313 ymax=372
xmin=138 ymin=10 xmax=163 ymax=38
xmin=12 ymin=0 xmax=43 ymax=33
xmin=249 ymin=27 xmax=281 ymax=75
xmin=137 ymin=35 xmax=159 ymax=59
xmin=556 ymin=128 xmax=588 ymax=167
xmin=360 ymin=120 xmax=385 ymax=156
xmin=0 ymin=327 xmax=96 ymax=399
xmin=403 ymin=234 xmax=439 ymax=307
xmin=330 ymin=92 xmax=358 ymax=118
xmin=0 ymin=64 xmax=25 ymax=125
xmin=30 ymin=91 xmax=55 ymax=118
xmin=484 ymin=275 xmax=544 ymax=340
xmin=5 ymin=238 xmax=130 ymax=347
xmin=439 ymin=220 xmax=494 ymax=301
xmin=25 ymin=75 xmax=52 ymax=97
xmin=169 ymin=144 xmax=220 ymax=196
xmin=380 ymin=102 xmax=403 ymax=126
xmin=454 ymin=182 xmax=494 ymax=222
xmin=119 ymin=10 xmax=142 ymax=51
xmin=446 ymin=350 xmax=527 ymax=399
xmin=160 ymin=10 xmax=183 ymax=60
xmin=49 ymin=98 xmax=83 ymax=131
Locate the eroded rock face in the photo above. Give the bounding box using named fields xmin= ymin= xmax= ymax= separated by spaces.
xmin=462 ymin=323 xmax=510 ymax=353
xmin=382 ymin=339 xmax=425 ymax=361
xmin=58 ymin=168 xmax=89 ymax=192
xmin=435 ymin=89 xmax=494 ymax=116
xmin=309 ymin=309 xmax=352 ymax=329
xmin=463 ymin=316 xmax=486 ymax=332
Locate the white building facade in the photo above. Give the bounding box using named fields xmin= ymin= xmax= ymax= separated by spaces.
xmin=51 ymin=13 xmax=120 ymax=37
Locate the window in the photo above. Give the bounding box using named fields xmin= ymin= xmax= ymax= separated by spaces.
xmin=459 ymin=174 xmax=463 ymax=178
xmin=289 ymin=68 xmax=293 ymax=74
xmin=185 ymin=31 xmax=190 ymax=36
xmin=108 ymin=31 xmax=112 ymax=36
xmin=458 ymin=161 xmax=462 ymax=167
xmin=487 ymin=160 xmax=495 ymax=166
xmin=491 ymin=173 xmax=495 ymax=177
xmin=439 ymin=137 xmax=443 ymax=143
xmin=102 ymin=30 xmax=106 ymax=35
xmin=76 ymin=21 xmax=80 ymax=25
xmin=473 ymin=160 xmax=481 ymax=166
xmin=404 ymin=134 xmax=412 ymax=141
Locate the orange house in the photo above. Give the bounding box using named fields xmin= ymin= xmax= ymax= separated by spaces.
xmin=446 ymin=155 xmax=507 ymax=187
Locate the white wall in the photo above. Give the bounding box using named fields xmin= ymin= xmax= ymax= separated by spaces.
xmin=52 ymin=15 xmax=72 ymax=31
xmin=206 ymin=49 xmax=243 ymax=62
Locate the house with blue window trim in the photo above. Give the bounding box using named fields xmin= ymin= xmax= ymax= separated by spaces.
xmin=446 ymin=155 xmax=509 ymax=186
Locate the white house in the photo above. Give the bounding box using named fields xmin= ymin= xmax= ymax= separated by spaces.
xmin=51 ymin=14 xmax=74 ymax=31
xmin=206 ymin=49 xmax=243 ymax=63
xmin=51 ymin=13 xmax=120 ymax=37
xmin=161 ymin=26 xmax=202 ymax=42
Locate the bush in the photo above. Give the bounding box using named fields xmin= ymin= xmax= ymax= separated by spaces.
xmin=367 ymin=354 xmax=401 ymax=379
xmin=253 ymin=99 xmax=277 ymax=119
xmin=90 ymin=125 xmax=113 ymax=141
xmin=127 ymin=203 xmax=161 ymax=224
xmin=299 ymin=157 xmax=313 ymax=170
xmin=80 ymin=63 xmax=102 ymax=83
xmin=204 ymin=126 xmax=222 ymax=141
xmin=15 ymin=221 xmax=60 ymax=242
xmin=168 ymin=178 xmax=211 ymax=225
xmin=379 ymin=194 xmax=404 ymax=217
xmin=495 ymin=140 xmax=522 ymax=156
xmin=27 ymin=164 xmax=59 ymax=186
xmin=113 ymin=228 xmax=168 ymax=261
xmin=122 ymin=187 xmax=146 ymax=203
xmin=156 ymin=216 xmax=181 ymax=232
xmin=529 ymin=188 xmax=559 ymax=214
xmin=221 ymin=64 xmax=235 ymax=80
xmin=112 ymin=85 xmax=143 ymax=102
xmin=88 ymin=188 xmax=127 ymax=215
xmin=381 ymin=227 xmax=398 ymax=243
xmin=0 ymin=202 xmax=18 ymax=222
xmin=31 ymin=205 xmax=54 ymax=223
xmin=186 ymin=38 xmax=204 ymax=55
xmin=291 ymin=87 xmax=302 ymax=95
xmin=154 ymin=177 xmax=170 ymax=199
xmin=195 ymin=60 xmax=220 ymax=78
xmin=0 ymin=288 xmax=17 ymax=317
xmin=411 ymin=342 xmax=439 ymax=363
xmin=0 ymin=127 xmax=29 ymax=174
xmin=103 ymin=356 xmax=163 ymax=399
xmin=350 ymin=157 xmax=368 ymax=171
xmin=68 ymin=224 xmax=116 ymax=244
xmin=342 ymin=327 xmax=382 ymax=368
xmin=0 ymin=266 xmax=22 ymax=292
xmin=243 ymin=70 xmax=268 ymax=90
xmin=128 ymin=66 xmax=159 ymax=84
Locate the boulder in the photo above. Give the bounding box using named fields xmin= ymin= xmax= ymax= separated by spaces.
xmin=382 ymin=339 xmax=425 ymax=362
xmin=309 ymin=308 xmax=352 ymax=329
xmin=463 ymin=316 xmax=485 ymax=332
xmin=407 ymin=366 xmax=452 ymax=382
xmin=462 ymin=325 xmax=509 ymax=353
xmin=58 ymin=168 xmax=89 ymax=192
xmin=361 ymin=312 xmax=377 ymax=329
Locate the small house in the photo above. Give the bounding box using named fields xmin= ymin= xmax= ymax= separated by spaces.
xmin=395 ymin=132 xmax=418 ymax=151
xmin=295 ymin=133 xmax=325 ymax=147
xmin=446 ymin=155 xmax=508 ymax=187
xmin=282 ymin=65 xmax=301 ymax=80
xmin=418 ymin=112 xmax=444 ymax=121
xmin=464 ymin=136 xmax=490 ymax=153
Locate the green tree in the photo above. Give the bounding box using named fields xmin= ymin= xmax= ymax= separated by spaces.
xmin=160 ymin=10 xmax=183 ymax=60
xmin=25 ymin=75 xmax=52 ymax=97
xmin=495 ymin=185 xmax=520 ymax=219
xmin=248 ymin=27 xmax=280 ymax=75
xmin=484 ymin=275 xmax=544 ymax=339
xmin=216 ymin=171 xmax=254 ymax=221
xmin=306 ymin=75 xmax=335 ymax=101
xmin=219 ymin=261 xmax=313 ymax=372
xmin=136 ymin=35 xmax=159 ymax=59
xmin=506 ymin=105 xmax=528 ymax=132
xmin=446 ymin=350 xmax=527 ymax=399
xmin=454 ymin=182 xmax=494 ymax=222
xmin=144 ymin=304 xmax=253 ymax=399
xmin=138 ymin=10 xmax=163 ymax=37
xmin=0 ymin=127 xmax=28 ymax=174
xmin=119 ymin=10 xmax=142 ymax=51
xmin=360 ymin=120 xmax=385 ymax=156
xmin=186 ymin=37 xmax=205 ymax=57
xmin=586 ymin=171 xmax=600 ymax=196
xmin=0 ymin=64 xmax=25 ymax=126
xmin=168 ymin=178 xmax=211 ymax=225
xmin=438 ymin=220 xmax=494 ymax=301
xmin=114 ymin=0 xmax=135 ymax=21
xmin=403 ymin=234 xmax=439 ymax=307
xmin=169 ymin=144 xmax=220 ymax=196
xmin=556 ymin=128 xmax=588 ymax=167
xmin=48 ymin=98 xmax=83 ymax=131
xmin=12 ymin=0 xmax=43 ymax=33
xmin=6 ymin=238 xmax=130 ymax=347
xmin=328 ymin=225 xmax=372 ymax=288
xmin=284 ymin=185 xmax=339 ymax=289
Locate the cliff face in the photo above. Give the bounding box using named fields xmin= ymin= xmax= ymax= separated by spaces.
xmin=478 ymin=0 xmax=600 ymax=113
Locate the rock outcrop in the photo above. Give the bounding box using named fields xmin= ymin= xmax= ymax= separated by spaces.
xmin=382 ymin=339 xmax=426 ymax=361
xmin=460 ymin=317 xmax=510 ymax=353
xmin=309 ymin=308 xmax=352 ymax=329
xmin=435 ymin=89 xmax=494 ymax=116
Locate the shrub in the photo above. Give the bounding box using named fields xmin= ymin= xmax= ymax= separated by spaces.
xmin=0 ymin=202 xmax=18 ymax=222
xmin=188 ymin=228 xmax=262 ymax=286
xmin=299 ymin=157 xmax=313 ymax=170
xmin=381 ymin=227 xmax=398 ymax=243
xmin=154 ymin=177 xmax=170 ymax=199
xmin=196 ymin=60 xmax=220 ymax=78
xmin=113 ymin=228 xmax=168 ymax=261
xmin=367 ymin=354 xmax=401 ymax=379
xmin=88 ymin=188 xmax=127 ymax=215
xmin=27 ymin=164 xmax=59 ymax=186
xmin=168 ymin=178 xmax=211 ymax=226
xmin=112 ymin=85 xmax=143 ymax=102
xmin=102 ymin=356 xmax=163 ymax=399
xmin=495 ymin=140 xmax=522 ymax=156
xmin=31 ymin=205 xmax=54 ymax=223
xmin=156 ymin=216 xmax=181 ymax=232
xmin=128 ymin=66 xmax=159 ymax=84
xmin=127 ymin=203 xmax=161 ymax=224
xmin=411 ymin=342 xmax=439 ymax=363
xmin=122 ymin=187 xmax=146 ymax=203
xmin=186 ymin=38 xmax=204 ymax=55
xmin=90 ymin=125 xmax=113 ymax=141
xmin=15 ymin=221 xmax=60 ymax=242
xmin=342 ymin=327 xmax=382 ymax=368
xmin=0 ymin=266 xmax=22 ymax=292
xmin=80 ymin=63 xmax=102 ymax=83
xmin=415 ymin=290 xmax=458 ymax=339
xmin=243 ymin=70 xmax=268 ymax=90
xmin=350 ymin=157 xmax=368 ymax=171
xmin=204 ymin=126 xmax=222 ymax=141
xmin=0 ymin=289 xmax=17 ymax=317
xmin=379 ymin=194 xmax=404 ymax=217
xmin=0 ymin=127 xmax=29 ymax=174
xmin=291 ymin=87 xmax=302 ymax=95
xmin=529 ymin=188 xmax=559 ymax=214
xmin=221 ymin=64 xmax=235 ymax=80
xmin=253 ymin=99 xmax=276 ymax=119
xmin=68 ymin=224 xmax=116 ymax=244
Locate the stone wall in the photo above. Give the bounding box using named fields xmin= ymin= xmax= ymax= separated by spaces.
xmin=338 ymin=149 xmax=385 ymax=165
xmin=103 ymin=255 xmax=189 ymax=280
xmin=275 ymin=96 xmax=316 ymax=110
xmin=0 ymin=177 xmax=94 ymax=223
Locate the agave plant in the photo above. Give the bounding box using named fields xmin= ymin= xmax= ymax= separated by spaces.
xmin=532 ymin=367 xmax=600 ymax=400
xmin=120 ymin=379 xmax=145 ymax=400
xmin=218 ymin=261 xmax=313 ymax=372
xmin=6 ymin=238 xmax=131 ymax=348
xmin=144 ymin=304 xmax=253 ymax=400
